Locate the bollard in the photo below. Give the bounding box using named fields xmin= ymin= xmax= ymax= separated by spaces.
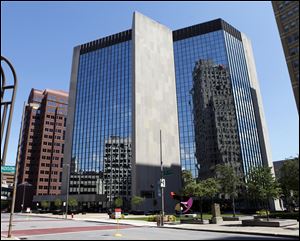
xmin=156 ymin=215 xmax=161 ymax=227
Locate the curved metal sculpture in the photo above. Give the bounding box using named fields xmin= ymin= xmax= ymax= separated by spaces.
xmin=171 ymin=191 xmax=194 ymax=213
xmin=1 ymin=56 xmax=18 ymax=166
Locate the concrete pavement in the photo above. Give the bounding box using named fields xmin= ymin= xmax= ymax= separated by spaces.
xmin=1 ymin=214 xmax=297 ymax=240
xmin=17 ymin=213 xmax=299 ymax=238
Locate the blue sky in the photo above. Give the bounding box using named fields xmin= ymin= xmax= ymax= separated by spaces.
xmin=1 ymin=1 xmax=299 ymax=166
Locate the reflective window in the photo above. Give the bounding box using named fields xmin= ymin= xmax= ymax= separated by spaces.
xmin=174 ymin=30 xmax=263 ymax=178
xmin=71 ymin=40 xmax=132 ymax=200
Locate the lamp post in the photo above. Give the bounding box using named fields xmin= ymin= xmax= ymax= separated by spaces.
xmin=19 ymin=182 xmax=32 ymax=213
xmin=7 ymin=103 xmax=25 ymax=238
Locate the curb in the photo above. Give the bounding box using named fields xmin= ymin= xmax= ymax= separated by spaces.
xmin=160 ymin=225 xmax=299 ymax=239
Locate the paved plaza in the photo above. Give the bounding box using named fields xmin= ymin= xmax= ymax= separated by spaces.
xmin=1 ymin=213 xmax=298 ymax=240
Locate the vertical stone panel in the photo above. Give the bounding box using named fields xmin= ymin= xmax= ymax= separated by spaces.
xmin=62 ymin=46 xmax=80 ymax=194
xmin=132 ymin=12 xmax=181 ymax=212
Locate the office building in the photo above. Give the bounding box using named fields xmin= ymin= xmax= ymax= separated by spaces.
xmin=1 ymin=166 xmax=15 ymax=186
xmin=272 ymin=1 xmax=299 ymax=113
xmin=16 ymin=89 xmax=68 ymax=211
xmin=63 ymin=12 xmax=275 ymax=212
xmin=1 ymin=166 xmax=15 ymax=211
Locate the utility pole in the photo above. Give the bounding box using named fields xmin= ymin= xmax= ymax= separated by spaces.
xmin=7 ymin=102 xmax=25 ymax=238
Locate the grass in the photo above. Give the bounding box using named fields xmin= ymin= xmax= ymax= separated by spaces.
xmin=124 ymin=217 xmax=150 ymax=221
xmin=124 ymin=213 xmax=242 ymax=222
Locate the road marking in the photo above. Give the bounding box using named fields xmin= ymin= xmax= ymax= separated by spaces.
xmin=1 ymin=225 xmax=135 ymax=237
xmin=1 ymin=220 xmax=66 ymax=223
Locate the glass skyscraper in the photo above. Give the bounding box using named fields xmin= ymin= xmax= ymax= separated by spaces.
xmin=63 ymin=14 xmax=274 ymax=210
xmin=173 ymin=19 xmax=268 ymax=178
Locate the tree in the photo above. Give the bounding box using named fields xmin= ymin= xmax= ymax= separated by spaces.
xmin=278 ymin=157 xmax=299 ymax=211
xmin=131 ymin=196 xmax=145 ymax=210
xmin=41 ymin=200 xmax=50 ymax=211
xmin=68 ymin=197 xmax=78 ymax=210
xmin=114 ymin=197 xmax=123 ymax=208
xmin=181 ymin=171 xmax=220 ymax=221
xmin=194 ymin=181 xmax=208 ymax=221
xmin=246 ymin=166 xmax=281 ymax=221
xmin=216 ymin=164 xmax=243 ymax=217
xmin=182 ymin=170 xmax=194 ymax=185
xmin=54 ymin=198 xmax=62 ymax=209
xmin=203 ymin=178 xmax=220 ymax=205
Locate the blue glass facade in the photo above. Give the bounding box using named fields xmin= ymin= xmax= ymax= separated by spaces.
xmin=223 ymin=32 xmax=263 ymax=175
xmin=174 ymin=30 xmax=228 ymax=177
xmin=70 ymin=38 xmax=132 ymax=200
xmin=173 ymin=22 xmax=264 ymax=178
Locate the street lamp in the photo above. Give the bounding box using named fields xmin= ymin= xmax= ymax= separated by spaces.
xmin=7 ymin=103 xmax=25 ymax=238
xmin=18 ymin=182 xmax=32 ymax=213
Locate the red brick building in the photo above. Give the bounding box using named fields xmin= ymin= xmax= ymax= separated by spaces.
xmin=16 ymin=89 xmax=68 ymax=211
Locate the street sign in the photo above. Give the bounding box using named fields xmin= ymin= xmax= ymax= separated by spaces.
xmin=1 ymin=166 xmax=15 ymax=173
xmin=163 ymin=168 xmax=173 ymax=176
xmin=160 ymin=178 xmax=166 ymax=188
xmin=115 ymin=208 xmax=121 ymax=219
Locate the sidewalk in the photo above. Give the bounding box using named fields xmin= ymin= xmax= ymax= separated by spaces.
xmin=20 ymin=213 xmax=299 ymax=238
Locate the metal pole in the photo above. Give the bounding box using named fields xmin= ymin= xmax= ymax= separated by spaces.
xmin=22 ymin=184 xmax=26 ymax=213
xmin=160 ymin=130 xmax=164 ymax=226
xmin=1 ymin=56 xmax=18 ymax=166
xmin=1 ymin=104 xmax=8 ymax=141
xmin=7 ymin=102 xmax=25 ymax=238
xmin=65 ymin=164 xmax=70 ymax=219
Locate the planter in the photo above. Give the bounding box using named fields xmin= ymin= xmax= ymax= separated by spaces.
xmin=223 ymin=216 xmax=254 ymax=221
xmin=242 ymin=219 xmax=297 ymax=227
xmin=181 ymin=219 xmax=209 ymax=224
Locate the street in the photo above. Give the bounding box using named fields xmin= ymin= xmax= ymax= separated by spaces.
xmin=1 ymin=214 xmax=297 ymax=240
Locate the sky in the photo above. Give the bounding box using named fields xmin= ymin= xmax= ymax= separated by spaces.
xmin=1 ymin=1 xmax=299 ymax=167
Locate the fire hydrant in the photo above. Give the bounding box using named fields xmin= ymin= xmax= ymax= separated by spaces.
xmin=71 ymin=213 xmax=74 ymax=219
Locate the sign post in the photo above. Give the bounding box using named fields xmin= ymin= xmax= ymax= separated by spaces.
xmin=114 ymin=208 xmax=122 ymax=237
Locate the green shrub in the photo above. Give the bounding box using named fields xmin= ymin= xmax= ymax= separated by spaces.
xmin=147 ymin=215 xmax=156 ymax=222
xmin=269 ymin=212 xmax=299 ymax=220
xmin=167 ymin=215 xmax=177 ymax=222
xmin=256 ymin=209 xmax=270 ymax=216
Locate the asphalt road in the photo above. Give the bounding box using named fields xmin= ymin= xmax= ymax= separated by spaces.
xmin=1 ymin=214 xmax=297 ymax=240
